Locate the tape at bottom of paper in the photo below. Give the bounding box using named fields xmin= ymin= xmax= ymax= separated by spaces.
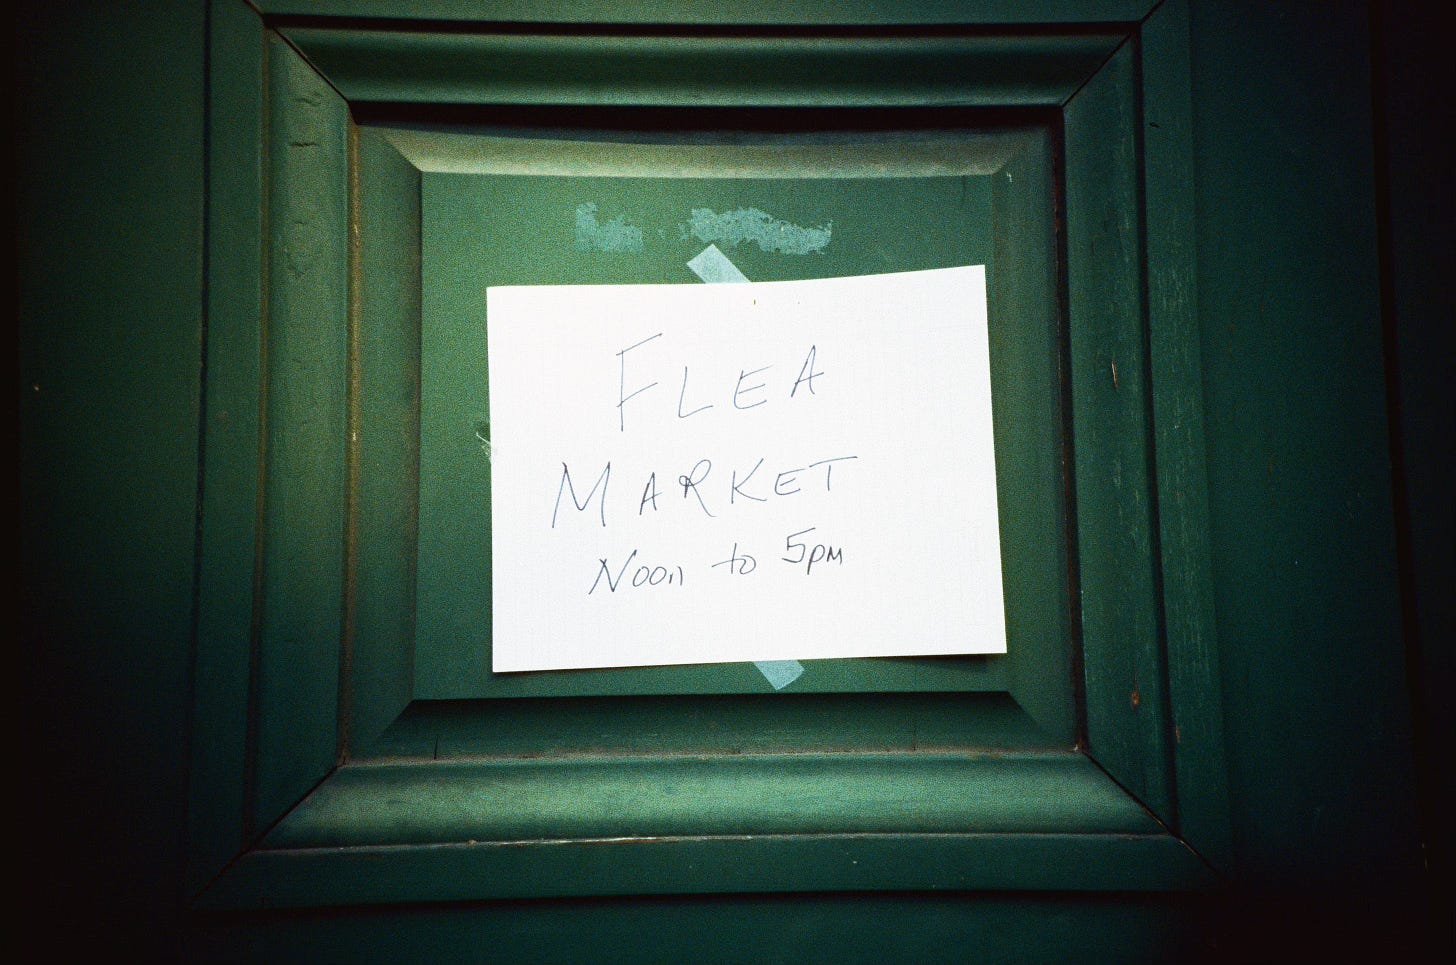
xmin=753 ymin=660 xmax=805 ymax=691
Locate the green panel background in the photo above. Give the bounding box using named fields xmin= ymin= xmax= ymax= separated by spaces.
xmin=417 ymin=171 xmax=1005 ymax=698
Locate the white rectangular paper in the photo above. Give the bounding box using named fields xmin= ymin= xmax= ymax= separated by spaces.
xmin=486 ymin=266 xmax=1006 ymax=672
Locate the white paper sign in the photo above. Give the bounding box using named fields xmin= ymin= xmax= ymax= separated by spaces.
xmin=486 ymin=265 xmax=1006 ymax=672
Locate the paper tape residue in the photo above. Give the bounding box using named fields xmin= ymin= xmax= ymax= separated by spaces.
xmin=574 ymin=202 xmax=644 ymax=253
xmin=684 ymin=207 xmax=831 ymax=255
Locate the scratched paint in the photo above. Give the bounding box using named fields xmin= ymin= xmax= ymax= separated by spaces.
xmin=573 ymin=202 xmax=643 ymax=253
xmin=683 ymin=207 xmax=832 ymax=254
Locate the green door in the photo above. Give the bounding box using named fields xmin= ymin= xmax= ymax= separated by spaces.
xmin=20 ymin=2 xmax=1443 ymax=962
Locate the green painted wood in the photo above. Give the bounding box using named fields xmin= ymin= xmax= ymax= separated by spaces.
xmin=18 ymin=0 xmax=206 ymax=956
xmin=281 ymin=28 xmax=1122 ymax=107
xmin=251 ymin=32 xmax=352 ymax=832
xmin=188 ymin=892 xmax=1207 ymax=965
xmin=347 ymin=127 xmax=424 ymax=752
xmin=1138 ymin=0 xmax=1230 ymax=870
xmin=202 ymin=832 xmax=1211 ymax=909
xmin=378 ymin=126 xmax=1029 ymax=179
xmin=361 ymin=693 xmax=1060 ymax=761
xmin=188 ymin=0 xmax=267 ymax=896
xmin=258 ymin=1 xmax=1160 ymax=26
xmin=261 ymin=752 xmax=1160 ymax=848
xmin=23 ymin=0 xmax=1438 ymax=960
xmin=1063 ymin=41 xmax=1174 ymax=820
xmin=990 ymin=127 xmax=1076 ymax=744
xmin=1188 ymin=0 xmax=1422 ymax=889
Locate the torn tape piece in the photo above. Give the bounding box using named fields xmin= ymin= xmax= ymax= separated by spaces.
xmin=687 ymin=243 xmax=750 ymax=284
xmin=754 ymin=660 xmax=805 ymax=691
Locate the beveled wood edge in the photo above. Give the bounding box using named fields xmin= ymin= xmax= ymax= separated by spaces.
xmin=1063 ymin=37 xmax=1177 ymax=821
xmin=198 ymin=830 xmax=1213 ymax=909
xmin=255 ymin=0 xmax=1161 ymax=28
xmin=374 ymin=125 xmax=1037 ymax=178
xmin=279 ymin=27 xmax=1126 ymax=108
xmin=189 ymin=2 xmax=356 ymax=899
xmin=188 ymin=0 xmax=268 ymax=898
xmin=261 ymin=752 xmax=1158 ymax=850
xmin=1138 ymin=0 xmax=1232 ymax=872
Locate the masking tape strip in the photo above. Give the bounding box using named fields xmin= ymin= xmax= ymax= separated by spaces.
xmin=688 ymin=244 xmax=803 ymax=690
xmin=752 ymin=659 xmax=806 ymax=690
xmin=686 ymin=243 xmax=751 ymax=284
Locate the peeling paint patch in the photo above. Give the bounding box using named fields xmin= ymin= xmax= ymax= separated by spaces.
xmin=683 ymin=207 xmax=831 ymax=254
xmin=574 ymin=202 xmax=643 ymax=253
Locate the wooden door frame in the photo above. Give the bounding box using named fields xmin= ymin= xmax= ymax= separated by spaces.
xmin=187 ymin=0 xmax=1229 ymax=908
